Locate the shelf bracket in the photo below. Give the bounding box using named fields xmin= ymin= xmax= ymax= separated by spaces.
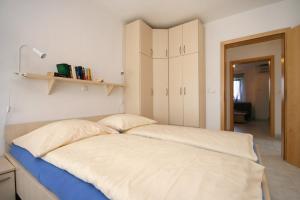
xmin=48 ymin=78 xmax=56 ymax=95
xmin=105 ymin=84 xmax=115 ymax=96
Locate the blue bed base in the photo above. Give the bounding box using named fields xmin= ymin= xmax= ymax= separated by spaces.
xmin=10 ymin=144 xmax=109 ymax=200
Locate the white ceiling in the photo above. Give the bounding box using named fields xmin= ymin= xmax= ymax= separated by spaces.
xmin=96 ymin=0 xmax=283 ymax=27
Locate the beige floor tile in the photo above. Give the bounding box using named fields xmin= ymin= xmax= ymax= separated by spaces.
xmin=235 ymin=120 xmax=300 ymax=200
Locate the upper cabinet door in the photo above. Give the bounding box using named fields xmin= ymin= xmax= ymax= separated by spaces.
xmin=140 ymin=21 xmax=152 ymax=57
xmin=169 ymin=25 xmax=182 ymax=58
xmin=152 ymin=29 xmax=169 ymax=59
xmin=182 ymin=20 xmax=199 ymax=55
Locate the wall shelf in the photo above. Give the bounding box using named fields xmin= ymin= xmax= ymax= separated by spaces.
xmin=20 ymin=73 xmax=125 ymax=95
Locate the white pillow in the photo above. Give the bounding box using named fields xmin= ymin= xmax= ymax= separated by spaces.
xmin=13 ymin=119 xmax=118 ymax=157
xmin=99 ymin=114 xmax=157 ymax=132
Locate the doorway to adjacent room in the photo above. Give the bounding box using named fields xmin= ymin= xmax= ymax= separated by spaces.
xmin=220 ymin=28 xmax=286 ymax=157
xmin=229 ymin=56 xmax=275 ymax=138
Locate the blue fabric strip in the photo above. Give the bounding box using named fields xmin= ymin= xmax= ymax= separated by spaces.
xmin=10 ymin=144 xmax=109 ymax=200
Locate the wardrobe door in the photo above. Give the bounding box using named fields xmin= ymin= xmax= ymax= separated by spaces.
xmin=182 ymin=20 xmax=199 ymax=55
xmin=153 ymin=29 xmax=169 ymax=59
xmin=140 ymin=21 xmax=153 ymax=57
xmin=182 ymin=53 xmax=199 ymax=127
xmin=169 ymin=25 xmax=182 ymax=58
xmin=153 ymin=59 xmax=169 ymax=123
xmin=140 ymin=54 xmax=153 ymax=118
xmin=124 ymin=21 xmax=141 ymax=115
xmin=169 ymin=56 xmax=183 ymax=125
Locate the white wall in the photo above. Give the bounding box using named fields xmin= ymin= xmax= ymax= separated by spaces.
xmin=226 ymin=40 xmax=282 ymax=136
xmin=205 ymin=0 xmax=300 ymax=130
xmin=0 ymin=0 xmax=124 ymax=154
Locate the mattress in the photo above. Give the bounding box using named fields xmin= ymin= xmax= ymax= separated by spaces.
xmin=10 ymin=144 xmax=109 ymax=200
xmin=10 ymin=144 xmax=265 ymax=200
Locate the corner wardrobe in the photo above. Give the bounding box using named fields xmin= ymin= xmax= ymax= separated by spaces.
xmin=124 ymin=19 xmax=205 ymax=128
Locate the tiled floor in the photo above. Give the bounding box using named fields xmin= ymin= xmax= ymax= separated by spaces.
xmin=235 ymin=121 xmax=300 ymax=200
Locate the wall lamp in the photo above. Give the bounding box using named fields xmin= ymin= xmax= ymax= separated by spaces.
xmin=15 ymin=44 xmax=47 ymax=76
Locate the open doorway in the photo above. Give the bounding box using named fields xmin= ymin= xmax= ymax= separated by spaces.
xmin=221 ymin=27 xmax=300 ymax=168
xmin=220 ymin=29 xmax=286 ymax=158
xmin=230 ymin=56 xmax=275 ymax=139
xmin=225 ymin=38 xmax=282 ymax=139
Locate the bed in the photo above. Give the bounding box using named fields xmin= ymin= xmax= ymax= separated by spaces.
xmin=4 ymin=114 xmax=271 ymax=200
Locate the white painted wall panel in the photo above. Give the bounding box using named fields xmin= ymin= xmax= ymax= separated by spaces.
xmin=0 ymin=0 xmax=124 ymax=154
xmin=205 ymin=0 xmax=300 ymax=130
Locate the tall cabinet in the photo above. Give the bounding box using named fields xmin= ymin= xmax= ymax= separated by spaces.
xmin=124 ymin=20 xmax=153 ymax=118
xmin=125 ymin=19 xmax=205 ymax=128
xmin=153 ymin=29 xmax=169 ymax=124
xmin=168 ymin=19 xmax=205 ymax=127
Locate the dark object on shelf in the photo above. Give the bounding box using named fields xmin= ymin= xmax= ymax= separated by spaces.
xmin=56 ymin=63 xmax=71 ymax=78
xmin=234 ymin=102 xmax=252 ymax=121
xmin=82 ymin=67 xmax=85 ymax=80
xmin=75 ymin=66 xmax=83 ymax=80
xmin=53 ymin=72 xmax=68 ymax=78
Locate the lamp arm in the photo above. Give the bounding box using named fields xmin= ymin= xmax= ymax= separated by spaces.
xmin=18 ymin=44 xmax=28 ymax=75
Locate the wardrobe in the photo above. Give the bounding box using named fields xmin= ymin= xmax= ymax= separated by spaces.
xmin=124 ymin=19 xmax=205 ymax=128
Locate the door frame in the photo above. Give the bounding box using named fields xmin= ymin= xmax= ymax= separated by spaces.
xmin=229 ymin=56 xmax=275 ymax=136
xmin=220 ymin=28 xmax=289 ymax=159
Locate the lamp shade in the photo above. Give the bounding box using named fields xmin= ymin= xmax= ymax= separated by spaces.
xmin=32 ymin=48 xmax=47 ymax=59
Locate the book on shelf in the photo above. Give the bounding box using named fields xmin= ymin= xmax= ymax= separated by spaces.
xmin=71 ymin=66 xmax=75 ymax=79
xmin=85 ymin=68 xmax=89 ymax=80
xmin=75 ymin=66 xmax=80 ymax=79
xmin=86 ymin=67 xmax=92 ymax=80
xmin=82 ymin=67 xmax=85 ymax=80
xmin=54 ymin=63 xmax=93 ymax=81
xmin=73 ymin=66 xmax=93 ymax=80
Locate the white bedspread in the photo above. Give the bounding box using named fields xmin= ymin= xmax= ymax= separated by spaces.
xmin=43 ymin=134 xmax=264 ymax=200
xmin=126 ymin=124 xmax=258 ymax=161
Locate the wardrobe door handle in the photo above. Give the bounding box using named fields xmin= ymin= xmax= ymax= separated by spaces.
xmin=166 ymin=49 xmax=168 ymax=57
xmin=180 ymin=87 xmax=182 ymax=95
xmin=0 ymin=177 xmax=11 ymax=183
xmin=179 ymin=46 xmax=181 ymax=55
xmin=165 ymin=88 xmax=169 ymax=96
xmin=184 ymin=87 xmax=186 ymax=95
xmin=183 ymin=45 xmax=186 ymax=54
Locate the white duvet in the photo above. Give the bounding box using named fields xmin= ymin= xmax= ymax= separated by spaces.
xmin=127 ymin=124 xmax=258 ymax=161
xmin=43 ymin=126 xmax=265 ymax=200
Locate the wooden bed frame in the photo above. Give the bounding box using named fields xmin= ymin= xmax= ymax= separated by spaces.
xmin=4 ymin=115 xmax=271 ymax=200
